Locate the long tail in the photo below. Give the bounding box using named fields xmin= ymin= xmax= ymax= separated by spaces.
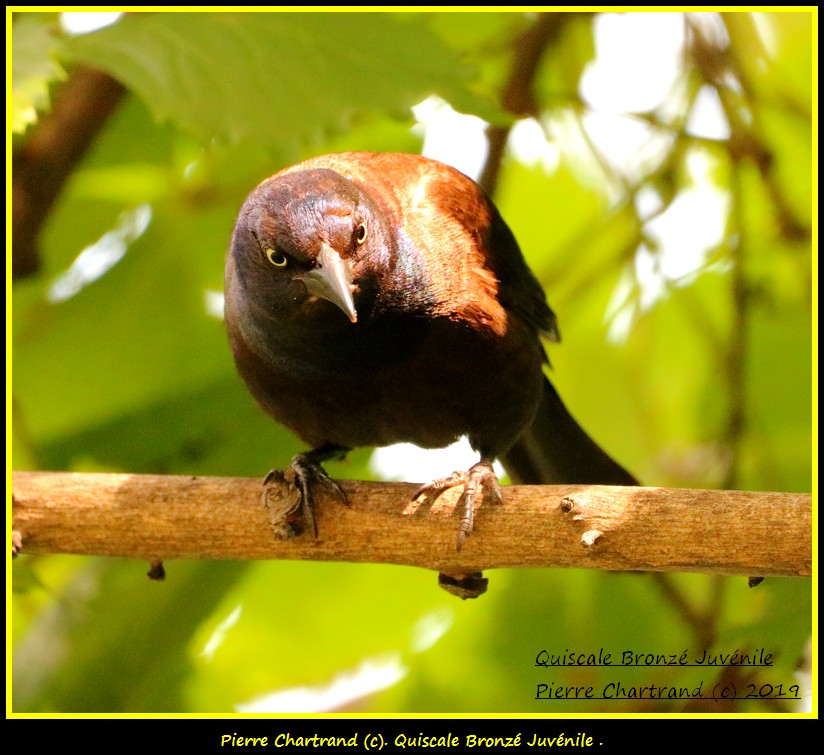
xmin=502 ymin=376 xmax=638 ymax=486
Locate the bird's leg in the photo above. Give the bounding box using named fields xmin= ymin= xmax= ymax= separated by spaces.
xmin=414 ymin=457 xmax=502 ymax=551
xmin=262 ymin=442 xmax=349 ymax=539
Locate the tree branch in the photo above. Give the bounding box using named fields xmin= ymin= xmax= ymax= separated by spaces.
xmin=12 ymin=66 xmax=126 ymax=279
xmin=478 ymin=12 xmax=576 ymax=197
xmin=11 ymin=471 xmax=811 ymax=578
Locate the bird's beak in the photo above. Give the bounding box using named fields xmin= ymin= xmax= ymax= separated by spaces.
xmin=302 ymin=242 xmax=358 ymax=323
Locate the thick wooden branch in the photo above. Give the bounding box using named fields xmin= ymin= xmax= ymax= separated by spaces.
xmin=11 ymin=471 xmax=811 ymax=577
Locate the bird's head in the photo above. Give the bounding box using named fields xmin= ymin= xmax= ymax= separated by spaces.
xmin=228 ymin=168 xmax=388 ymax=325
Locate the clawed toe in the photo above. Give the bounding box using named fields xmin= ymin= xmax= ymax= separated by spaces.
xmin=413 ymin=460 xmax=501 ymax=551
xmin=413 ymin=470 xmax=469 ymax=503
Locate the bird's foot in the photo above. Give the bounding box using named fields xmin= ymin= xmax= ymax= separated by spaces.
xmin=413 ymin=460 xmax=502 ymax=551
xmin=262 ymin=446 xmax=349 ymax=539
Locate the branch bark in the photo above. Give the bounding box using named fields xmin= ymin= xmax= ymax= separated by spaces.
xmin=11 ymin=471 xmax=811 ymax=578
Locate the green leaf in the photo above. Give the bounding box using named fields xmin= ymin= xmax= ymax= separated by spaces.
xmin=62 ymin=12 xmax=500 ymax=150
xmin=11 ymin=14 xmax=66 ymax=133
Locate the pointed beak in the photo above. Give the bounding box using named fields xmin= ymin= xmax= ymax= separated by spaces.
xmin=301 ymin=242 xmax=357 ymax=323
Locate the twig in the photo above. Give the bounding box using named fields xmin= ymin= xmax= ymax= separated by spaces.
xmin=478 ymin=12 xmax=576 ymax=196
xmin=651 ymin=573 xmax=718 ymax=648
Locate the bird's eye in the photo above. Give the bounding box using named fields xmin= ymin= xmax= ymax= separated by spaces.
xmin=265 ymin=247 xmax=288 ymax=267
xmin=355 ymin=223 xmax=367 ymax=245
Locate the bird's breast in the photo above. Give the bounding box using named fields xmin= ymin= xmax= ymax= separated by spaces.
xmin=230 ymin=304 xmax=544 ymax=455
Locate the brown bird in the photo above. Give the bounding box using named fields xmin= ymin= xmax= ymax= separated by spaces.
xmin=224 ymin=152 xmax=636 ymax=565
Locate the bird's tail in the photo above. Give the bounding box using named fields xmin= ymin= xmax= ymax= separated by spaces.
xmin=502 ymin=376 xmax=638 ymax=486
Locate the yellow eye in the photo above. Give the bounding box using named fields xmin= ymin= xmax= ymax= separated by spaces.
xmin=355 ymin=223 xmax=367 ymax=244
xmin=265 ymin=247 xmax=288 ymax=267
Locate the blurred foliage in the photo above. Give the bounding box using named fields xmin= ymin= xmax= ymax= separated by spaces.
xmin=11 ymin=11 xmax=813 ymax=714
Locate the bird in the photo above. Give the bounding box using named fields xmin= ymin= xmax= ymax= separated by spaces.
xmin=224 ymin=151 xmax=637 ymax=562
